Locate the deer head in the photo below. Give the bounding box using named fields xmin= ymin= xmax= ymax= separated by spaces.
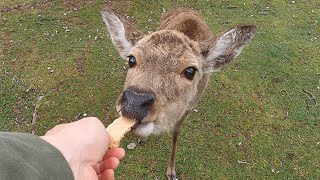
xmin=102 ymin=8 xmax=255 ymax=137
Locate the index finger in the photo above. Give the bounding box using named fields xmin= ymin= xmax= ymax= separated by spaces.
xmin=103 ymin=148 xmax=126 ymax=160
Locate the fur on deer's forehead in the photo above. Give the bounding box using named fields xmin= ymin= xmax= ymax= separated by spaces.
xmin=129 ymin=30 xmax=202 ymax=73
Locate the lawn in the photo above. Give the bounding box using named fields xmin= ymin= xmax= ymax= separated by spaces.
xmin=0 ymin=0 xmax=319 ymax=179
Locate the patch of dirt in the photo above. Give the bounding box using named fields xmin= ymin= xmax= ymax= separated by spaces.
xmin=4 ymin=87 xmax=36 ymax=131
xmin=75 ymin=42 xmax=94 ymax=76
xmin=0 ymin=0 xmax=52 ymax=14
xmin=102 ymin=0 xmax=124 ymax=14
xmin=75 ymin=50 xmax=88 ymax=77
xmin=63 ymin=0 xmax=94 ymax=11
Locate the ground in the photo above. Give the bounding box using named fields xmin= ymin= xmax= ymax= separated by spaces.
xmin=0 ymin=0 xmax=319 ymax=179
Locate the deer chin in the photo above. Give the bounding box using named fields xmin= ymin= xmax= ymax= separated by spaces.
xmin=131 ymin=122 xmax=155 ymax=138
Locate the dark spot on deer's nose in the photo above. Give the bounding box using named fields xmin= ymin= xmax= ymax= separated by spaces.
xmin=121 ymin=89 xmax=155 ymax=121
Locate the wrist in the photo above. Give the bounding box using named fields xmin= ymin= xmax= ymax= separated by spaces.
xmin=40 ymin=135 xmax=81 ymax=179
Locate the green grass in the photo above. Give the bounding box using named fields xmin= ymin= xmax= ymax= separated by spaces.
xmin=1 ymin=0 xmax=319 ymax=179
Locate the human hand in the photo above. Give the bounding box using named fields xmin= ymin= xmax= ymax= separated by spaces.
xmin=41 ymin=117 xmax=125 ymax=180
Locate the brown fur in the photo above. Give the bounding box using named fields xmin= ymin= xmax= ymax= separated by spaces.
xmin=101 ymin=7 xmax=256 ymax=179
xmin=160 ymin=7 xmax=214 ymax=52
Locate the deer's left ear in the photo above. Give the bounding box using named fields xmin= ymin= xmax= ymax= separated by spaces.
xmin=202 ymin=25 xmax=256 ymax=73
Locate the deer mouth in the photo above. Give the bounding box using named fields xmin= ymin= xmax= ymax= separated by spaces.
xmin=131 ymin=121 xmax=143 ymax=129
xmin=118 ymin=104 xmax=154 ymax=136
xmin=130 ymin=121 xmax=155 ymax=138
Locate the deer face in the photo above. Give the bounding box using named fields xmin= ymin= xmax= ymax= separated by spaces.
xmin=101 ymin=10 xmax=256 ymax=138
xmin=116 ymin=30 xmax=204 ymax=137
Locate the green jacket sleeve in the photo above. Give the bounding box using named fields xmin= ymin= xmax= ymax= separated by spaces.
xmin=0 ymin=132 xmax=74 ymax=180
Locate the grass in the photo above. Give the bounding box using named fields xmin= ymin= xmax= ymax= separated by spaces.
xmin=1 ymin=0 xmax=319 ymax=179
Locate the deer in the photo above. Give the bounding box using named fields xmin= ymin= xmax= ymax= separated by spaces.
xmin=101 ymin=7 xmax=256 ymax=180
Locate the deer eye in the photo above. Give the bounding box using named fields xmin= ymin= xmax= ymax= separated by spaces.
xmin=128 ymin=55 xmax=136 ymax=68
xmin=183 ymin=67 xmax=197 ymax=80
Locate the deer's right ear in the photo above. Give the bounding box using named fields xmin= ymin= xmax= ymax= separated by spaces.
xmin=101 ymin=11 xmax=133 ymax=59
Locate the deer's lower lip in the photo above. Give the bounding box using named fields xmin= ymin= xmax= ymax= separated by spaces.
xmin=131 ymin=122 xmax=142 ymax=130
xmin=130 ymin=121 xmax=155 ymax=138
xmin=131 ymin=121 xmax=150 ymax=130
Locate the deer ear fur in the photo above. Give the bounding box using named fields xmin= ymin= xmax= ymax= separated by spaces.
xmin=101 ymin=11 xmax=134 ymax=59
xmin=202 ymin=25 xmax=256 ymax=73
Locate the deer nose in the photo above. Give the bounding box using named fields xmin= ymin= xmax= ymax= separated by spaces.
xmin=121 ymin=89 xmax=155 ymax=121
